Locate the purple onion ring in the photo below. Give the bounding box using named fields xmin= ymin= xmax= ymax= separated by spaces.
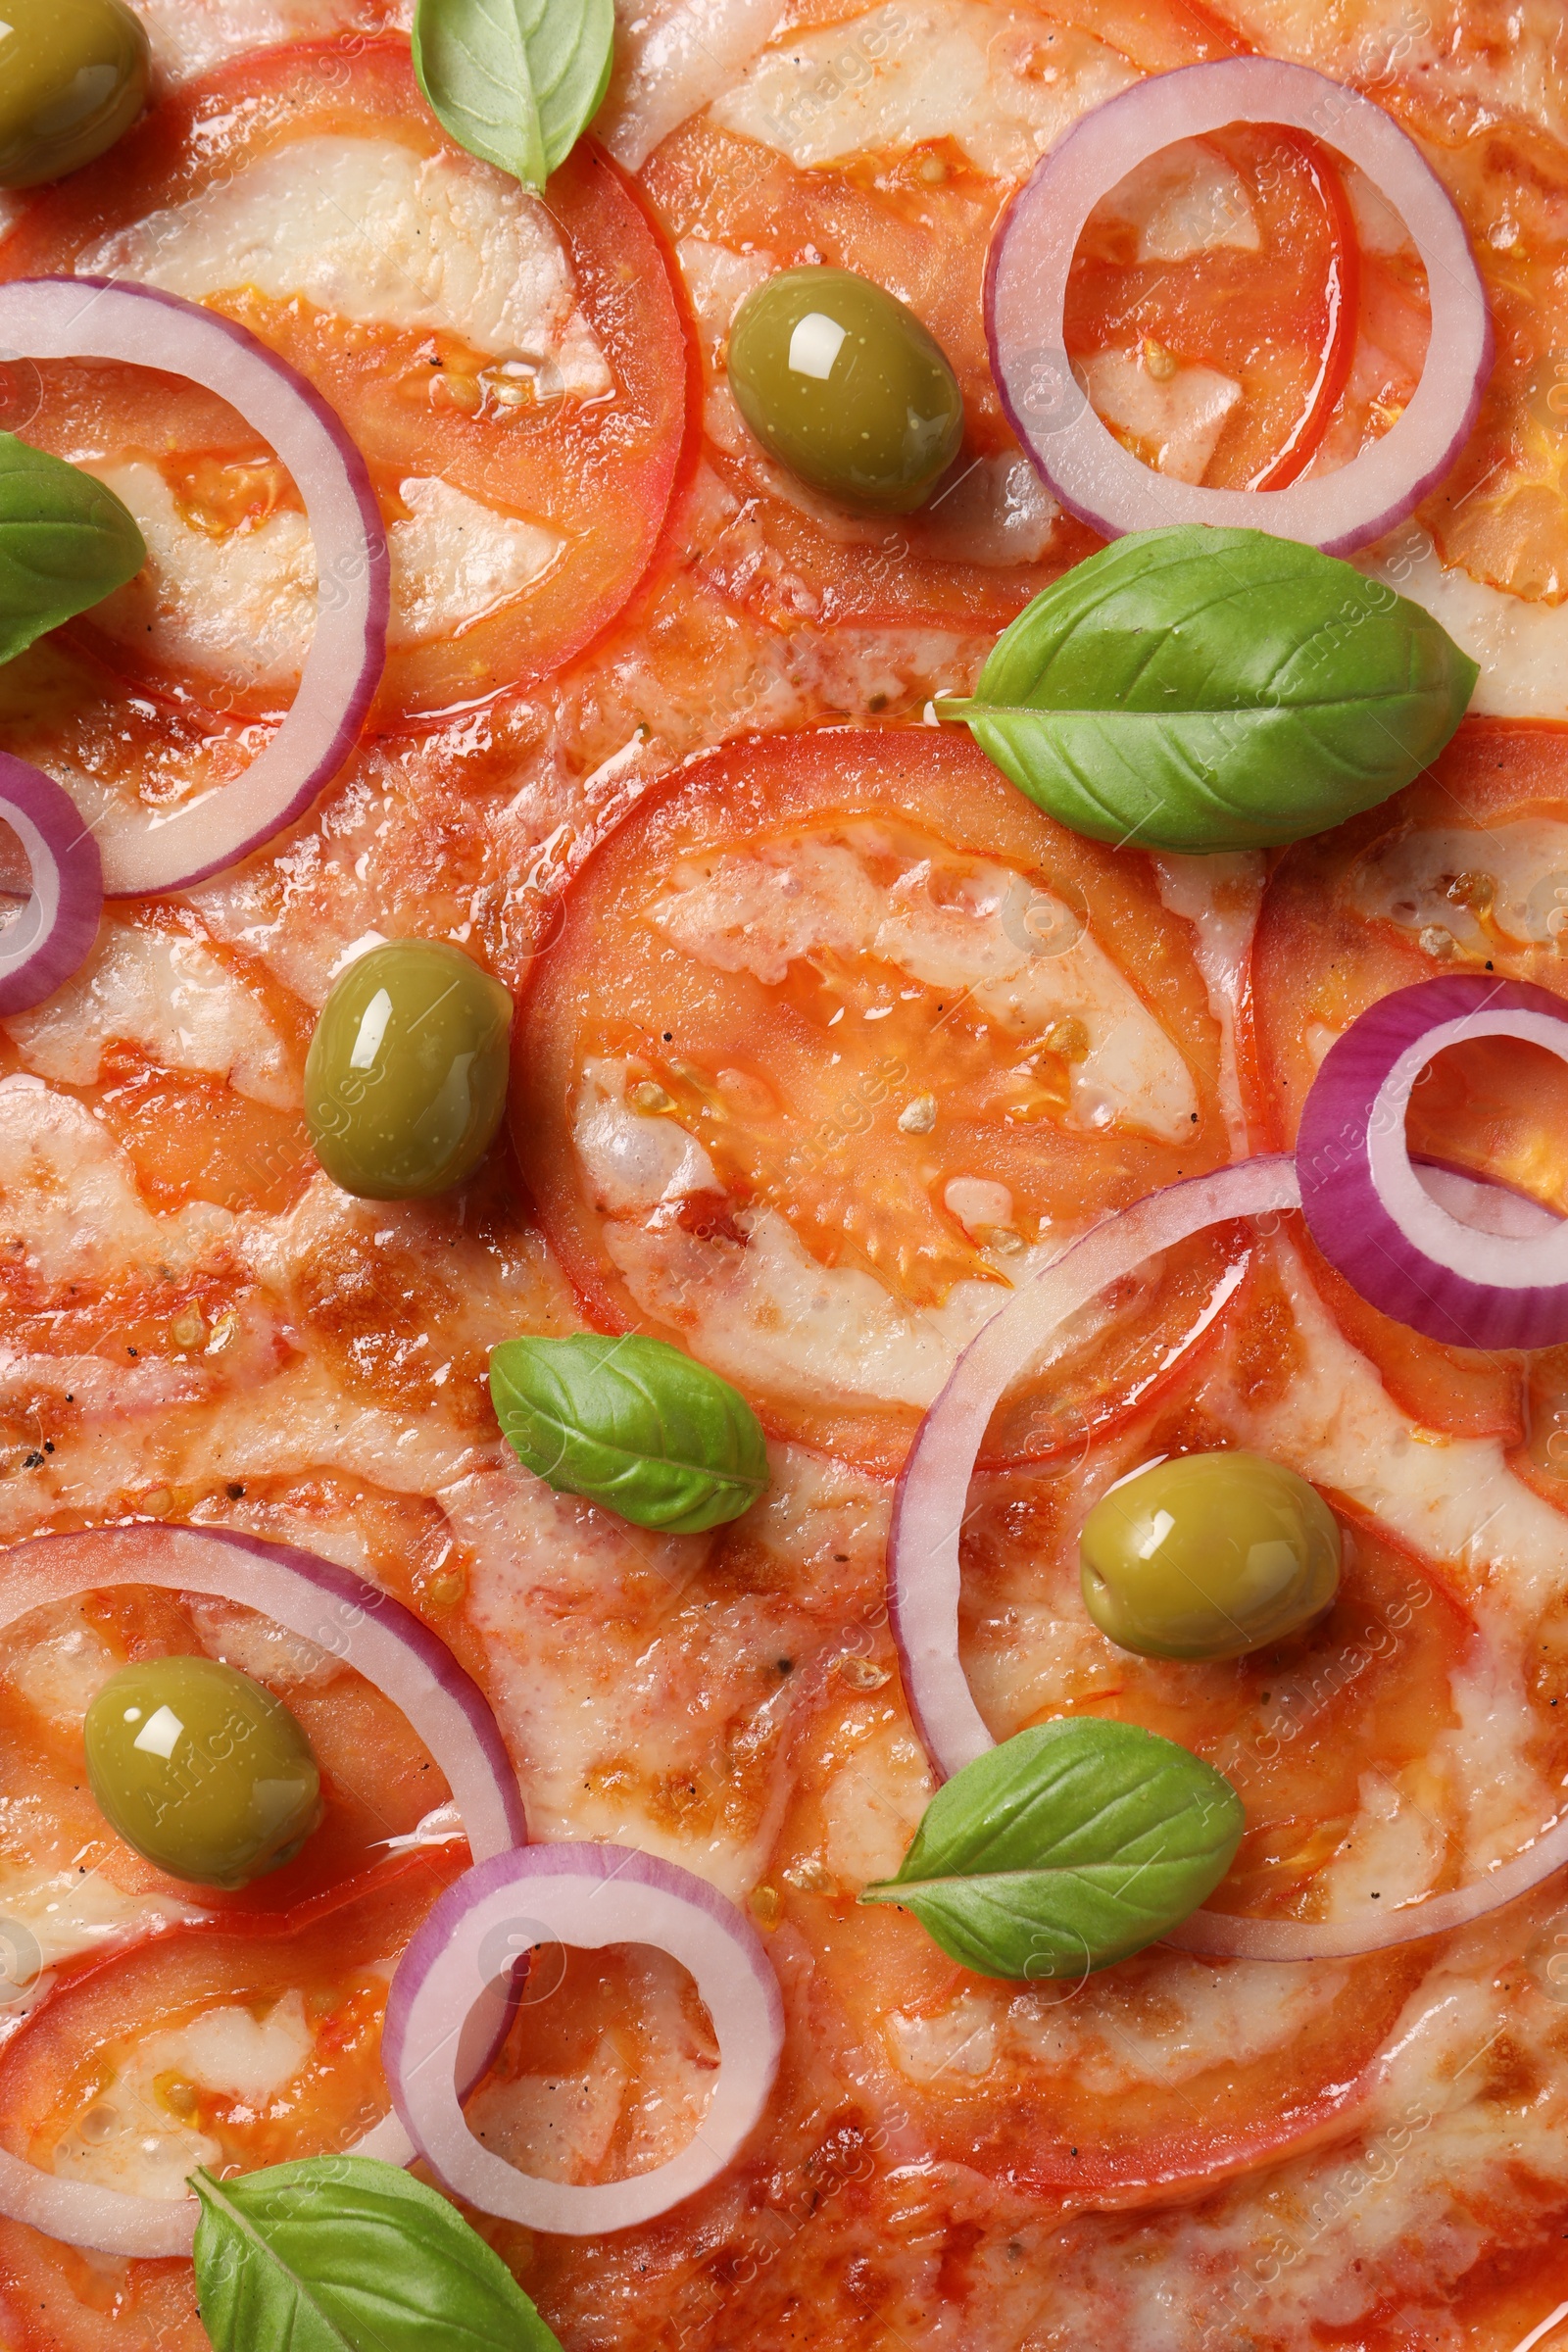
xmin=0 ymin=750 xmax=101 ymax=1012
xmin=0 ymin=278 xmax=387 ymax=896
xmin=985 ymin=59 xmax=1492 ymax=554
xmin=0 ymin=1522 xmax=525 ymax=2256
xmin=384 ymin=1840 xmax=783 ymax=2233
xmin=1297 ymin=974 xmax=1568 ymax=1348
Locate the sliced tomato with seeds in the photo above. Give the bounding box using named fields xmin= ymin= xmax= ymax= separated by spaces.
xmin=513 ymin=725 xmax=1236 ymax=1472
xmin=645 ymin=122 xmax=1098 ymax=636
xmin=1064 ymin=122 xmax=1434 ymax=493
xmin=1250 ymin=723 xmax=1568 ymax=1442
xmin=0 ymin=1867 xmax=456 ymax=2220
xmin=0 ymin=38 xmax=694 ymax=726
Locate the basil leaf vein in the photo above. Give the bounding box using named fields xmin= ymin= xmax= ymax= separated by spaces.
xmin=489 ymin=1332 xmax=770 ymax=1533
xmin=413 ymin=0 xmax=614 ymax=193
xmin=0 ymin=434 xmax=145 ymax=666
xmin=951 ymin=523 xmax=1478 ymax=855
xmin=861 ymin=1719 xmax=1245 ymax=1978
xmin=192 ymin=2155 xmax=562 ymax=2352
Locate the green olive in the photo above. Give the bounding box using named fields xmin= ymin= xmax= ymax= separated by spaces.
xmin=1079 ymin=1451 xmax=1341 ymax=1662
xmin=0 ymin=0 xmax=150 ymax=190
xmin=305 ymin=939 xmax=513 ymax=1200
xmin=726 ymin=266 xmax=964 ymax=514
xmin=84 ymin=1656 xmax=323 ymax=1890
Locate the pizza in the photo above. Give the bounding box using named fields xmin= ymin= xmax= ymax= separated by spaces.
xmin=0 ymin=0 xmax=1565 ymax=2345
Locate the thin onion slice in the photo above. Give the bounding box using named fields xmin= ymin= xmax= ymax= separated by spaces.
xmin=1298 ymin=974 xmax=1568 ymax=1348
xmin=889 ymin=1157 xmax=1302 ymax=1781
xmin=384 ymin=1841 xmax=784 ymax=2234
xmin=1163 ymin=1796 xmax=1568 ymax=1961
xmin=0 ymin=278 xmax=387 ymax=896
xmin=0 ymin=750 xmax=101 ymax=1012
xmin=985 ymin=59 xmax=1491 ymax=554
xmin=0 ymin=1523 xmax=525 ymax=2257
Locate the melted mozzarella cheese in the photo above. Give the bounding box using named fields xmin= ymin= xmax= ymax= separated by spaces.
xmin=1011 ymin=1954 xmax=1348 ymax=2089
xmin=89 ymin=462 xmax=562 ymax=685
xmin=708 ymin=0 xmax=1138 ymax=178
xmin=1151 ymin=849 xmax=1264 ymax=1151
xmin=386 ymin=477 xmax=562 ymax=643
xmin=0 ymin=1081 xmax=232 ymax=1291
xmin=53 ymin=1991 xmax=314 ymax=2198
xmin=653 ymin=829 xmax=1200 ymax=1140
xmin=603 ymin=0 xmax=790 ymax=169
xmin=133 ymin=0 xmax=406 ymax=90
xmin=1081 ymin=349 xmax=1245 ymax=484
xmin=0 ymin=1864 xmax=200 ymax=1984
xmin=1215 ymin=1241 xmax=1568 ymax=1621
xmin=818 ymin=1716 xmax=934 ymax=1888
xmin=1348 ymin=815 xmax=1568 ymax=955
xmin=1358 ymin=522 xmax=1568 ymax=719
xmin=87 ymin=462 xmax=315 ymax=695
xmin=5 ymin=922 xmax=295 ymax=1107
xmin=78 ymin=133 xmax=611 ymax=392
xmin=1102 ymin=136 xmax=1261 ymax=261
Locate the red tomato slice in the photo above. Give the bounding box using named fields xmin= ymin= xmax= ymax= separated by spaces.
xmin=0 ymin=39 xmax=694 ymax=726
xmin=1063 ymin=122 xmax=1420 ymax=494
xmin=1250 ymin=722 xmax=1568 ymax=1442
xmin=644 ymin=121 xmax=1099 ymax=637
xmin=513 ymin=724 xmax=1237 ymax=1471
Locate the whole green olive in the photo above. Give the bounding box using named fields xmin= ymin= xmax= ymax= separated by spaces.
xmin=305 ymin=939 xmax=513 ymax=1200
xmin=0 ymin=0 xmax=150 ymax=190
xmin=726 ymin=266 xmax=964 ymax=514
xmin=84 ymin=1655 xmax=323 ymax=1890
xmin=1079 ymin=1451 xmax=1341 ymax=1662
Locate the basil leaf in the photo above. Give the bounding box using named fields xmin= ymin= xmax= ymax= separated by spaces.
xmin=0 ymin=433 xmax=145 ymax=666
xmin=861 ymin=1719 xmax=1244 ymax=1978
xmin=413 ymin=0 xmax=614 ymax=193
xmin=490 ymin=1331 xmax=769 ymax=1532
xmin=191 ymin=2156 xmax=561 ymax=2352
xmin=948 ymin=524 xmax=1477 ymax=854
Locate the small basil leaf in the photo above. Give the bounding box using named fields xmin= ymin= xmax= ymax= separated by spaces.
xmin=861 ymin=1719 xmax=1244 ymax=1979
xmin=0 ymin=434 xmax=145 ymax=666
xmin=951 ymin=523 xmax=1477 ymax=854
xmin=191 ymin=2155 xmax=561 ymax=2352
xmin=490 ymin=1332 xmax=770 ymax=1532
xmin=413 ymin=0 xmax=614 ymax=193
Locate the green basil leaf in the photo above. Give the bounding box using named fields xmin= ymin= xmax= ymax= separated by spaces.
xmin=949 ymin=523 xmax=1478 ymax=854
xmin=0 ymin=433 xmax=145 ymax=666
xmin=490 ymin=1331 xmax=770 ymax=1532
xmin=860 ymin=1719 xmax=1244 ymax=1979
xmin=191 ymin=2155 xmax=561 ymax=2352
xmin=413 ymin=0 xmax=614 ymax=193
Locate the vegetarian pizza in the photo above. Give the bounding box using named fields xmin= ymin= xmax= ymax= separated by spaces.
xmin=0 ymin=0 xmax=1563 ymax=2345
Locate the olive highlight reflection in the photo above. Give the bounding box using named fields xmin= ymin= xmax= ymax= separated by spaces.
xmin=1079 ymin=1450 xmax=1342 ymax=1661
xmin=726 ymin=266 xmax=965 ymax=513
xmin=306 ymin=939 xmax=514 ymax=1200
xmin=0 ymin=0 xmax=151 ymax=188
xmin=84 ymin=1656 xmax=324 ymax=1890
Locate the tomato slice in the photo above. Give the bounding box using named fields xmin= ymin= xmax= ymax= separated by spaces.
xmin=513 ymin=724 xmax=1236 ymax=1470
xmin=725 ymin=1496 xmax=1467 ymax=2208
xmin=0 ymin=38 xmax=694 ymax=727
xmin=1250 ymin=722 xmax=1568 ymax=1441
xmin=1063 ymin=122 xmax=1427 ymax=494
xmin=644 ymin=116 xmax=1099 ymax=638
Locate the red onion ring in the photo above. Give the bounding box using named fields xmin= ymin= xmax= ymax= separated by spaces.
xmin=0 ymin=278 xmax=387 ymax=896
xmin=0 ymin=1523 xmax=525 ymax=2257
xmin=0 ymin=750 xmax=101 ymax=1012
xmin=1298 ymin=975 xmax=1568 ymax=1348
xmin=1163 ymin=1788 xmax=1568 ymax=1962
xmin=985 ymin=60 xmax=1491 ymax=554
xmin=383 ymin=1841 xmax=784 ymax=2233
xmin=889 ymin=1157 xmax=1302 ymax=1782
